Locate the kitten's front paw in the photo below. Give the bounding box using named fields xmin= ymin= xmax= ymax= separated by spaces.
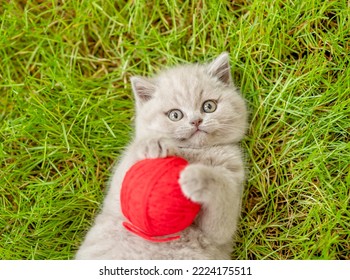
xmin=179 ymin=164 xmax=214 ymax=204
xmin=137 ymin=138 xmax=176 ymax=159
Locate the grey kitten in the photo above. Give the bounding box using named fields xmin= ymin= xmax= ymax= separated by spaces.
xmin=76 ymin=53 xmax=248 ymax=260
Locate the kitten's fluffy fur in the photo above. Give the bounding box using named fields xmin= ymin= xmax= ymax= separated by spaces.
xmin=76 ymin=53 xmax=248 ymax=260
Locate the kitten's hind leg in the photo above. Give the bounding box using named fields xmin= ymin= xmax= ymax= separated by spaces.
xmin=179 ymin=164 xmax=244 ymax=245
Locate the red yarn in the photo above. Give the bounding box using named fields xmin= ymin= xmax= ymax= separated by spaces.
xmin=120 ymin=156 xmax=200 ymax=242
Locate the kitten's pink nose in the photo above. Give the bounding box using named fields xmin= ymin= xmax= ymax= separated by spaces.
xmin=190 ymin=118 xmax=203 ymax=127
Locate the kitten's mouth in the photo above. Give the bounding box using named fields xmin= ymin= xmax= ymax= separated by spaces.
xmin=189 ymin=128 xmax=207 ymax=138
xmin=178 ymin=128 xmax=208 ymax=142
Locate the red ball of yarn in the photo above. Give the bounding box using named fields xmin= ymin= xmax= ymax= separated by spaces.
xmin=120 ymin=156 xmax=200 ymax=242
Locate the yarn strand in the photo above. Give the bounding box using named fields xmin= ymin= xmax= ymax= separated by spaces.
xmin=122 ymin=222 xmax=180 ymax=242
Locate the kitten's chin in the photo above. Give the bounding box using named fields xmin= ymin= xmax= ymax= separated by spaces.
xmin=177 ymin=130 xmax=241 ymax=149
xmin=177 ymin=130 xmax=212 ymax=149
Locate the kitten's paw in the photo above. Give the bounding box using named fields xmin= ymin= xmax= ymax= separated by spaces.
xmin=179 ymin=164 xmax=214 ymax=203
xmin=137 ymin=138 xmax=176 ymax=159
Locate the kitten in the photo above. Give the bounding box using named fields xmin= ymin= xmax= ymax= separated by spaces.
xmin=75 ymin=53 xmax=248 ymax=260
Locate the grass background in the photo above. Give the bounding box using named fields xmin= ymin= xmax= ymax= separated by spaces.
xmin=1 ymin=0 xmax=349 ymax=260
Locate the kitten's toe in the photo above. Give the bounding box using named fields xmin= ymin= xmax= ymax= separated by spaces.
xmin=179 ymin=164 xmax=213 ymax=203
xmin=138 ymin=138 xmax=176 ymax=159
xmin=157 ymin=138 xmax=176 ymax=157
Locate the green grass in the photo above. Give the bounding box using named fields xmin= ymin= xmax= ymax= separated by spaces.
xmin=1 ymin=0 xmax=349 ymax=260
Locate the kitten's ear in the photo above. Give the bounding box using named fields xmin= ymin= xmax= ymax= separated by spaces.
xmin=130 ymin=76 xmax=156 ymax=105
xmin=207 ymin=52 xmax=232 ymax=85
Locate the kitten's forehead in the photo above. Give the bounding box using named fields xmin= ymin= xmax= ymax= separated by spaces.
xmin=158 ymin=65 xmax=202 ymax=89
xmin=155 ymin=65 xmax=215 ymax=108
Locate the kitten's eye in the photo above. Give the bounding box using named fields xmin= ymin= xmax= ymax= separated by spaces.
xmin=168 ymin=109 xmax=184 ymax=121
xmin=202 ymin=100 xmax=217 ymax=113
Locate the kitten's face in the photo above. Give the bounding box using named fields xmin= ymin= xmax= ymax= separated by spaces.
xmin=132 ymin=53 xmax=247 ymax=148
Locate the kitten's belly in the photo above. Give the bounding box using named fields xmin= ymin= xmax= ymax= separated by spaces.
xmin=76 ymin=212 xmax=230 ymax=260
